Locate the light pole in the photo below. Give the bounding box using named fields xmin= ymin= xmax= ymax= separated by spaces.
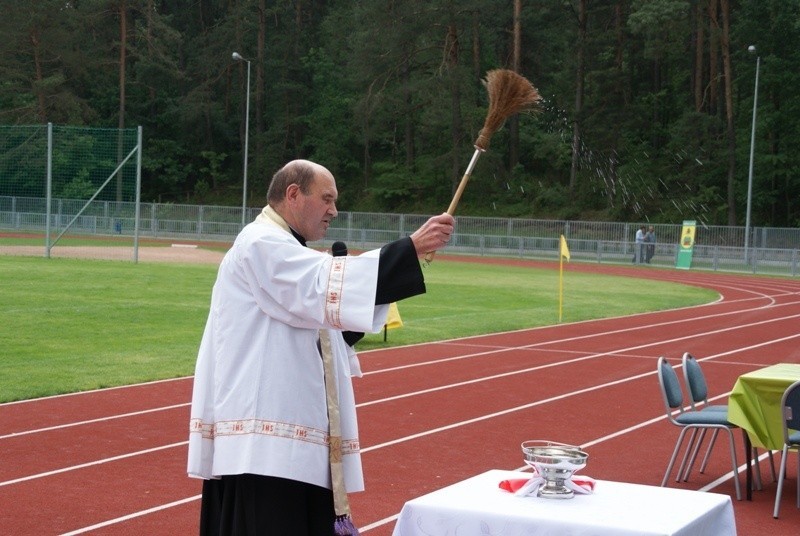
xmin=744 ymin=45 xmax=759 ymax=253
xmin=232 ymin=52 xmax=251 ymax=228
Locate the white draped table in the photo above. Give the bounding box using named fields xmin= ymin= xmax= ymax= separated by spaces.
xmin=392 ymin=469 xmax=736 ymax=536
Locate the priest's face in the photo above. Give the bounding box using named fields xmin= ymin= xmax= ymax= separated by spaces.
xmin=291 ymin=169 xmax=339 ymax=241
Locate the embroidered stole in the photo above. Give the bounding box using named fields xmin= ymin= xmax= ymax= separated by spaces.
xmin=255 ymin=205 xmax=352 ymax=516
xmin=319 ymin=329 xmax=351 ymax=518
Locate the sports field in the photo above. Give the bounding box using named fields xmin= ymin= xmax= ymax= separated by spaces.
xmin=2 ymin=252 xmax=799 ymax=535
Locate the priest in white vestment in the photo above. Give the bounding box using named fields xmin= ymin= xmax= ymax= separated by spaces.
xmin=188 ymin=160 xmax=454 ymax=536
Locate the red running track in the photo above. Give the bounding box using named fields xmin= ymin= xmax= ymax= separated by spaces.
xmin=2 ymin=258 xmax=800 ymax=535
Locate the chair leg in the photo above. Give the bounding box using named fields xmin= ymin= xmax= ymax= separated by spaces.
xmin=795 ymin=449 xmax=800 ymax=509
xmin=770 ymin=450 xmax=777 ymax=483
xmin=675 ymin=428 xmax=702 ymax=482
xmin=753 ymin=448 xmax=764 ymax=491
xmin=773 ymin=446 xmax=789 ymax=518
xmin=723 ymin=427 xmax=742 ymax=501
xmin=698 ymin=428 xmax=720 ymax=474
xmin=751 ymin=449 xmax=777 ymax=489
xmin=752 ymin=449 xmax=777 ymax=485
xmin=680 ymin=428 xmax=705 ymax=481
xmin=663 ymin=427 xmax=692 ymax=487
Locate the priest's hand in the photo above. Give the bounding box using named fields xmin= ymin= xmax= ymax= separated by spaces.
xmin=410 ymin=213 xmax=455 ymax=257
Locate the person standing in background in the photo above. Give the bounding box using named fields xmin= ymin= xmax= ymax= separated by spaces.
xmin=645 ymin=225 xmax=656 ymax=264
xmin=632 ymin=225 xmax=645 ymax=264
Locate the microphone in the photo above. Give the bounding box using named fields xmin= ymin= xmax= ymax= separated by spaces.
xmin=331 ymin=241 xmax=347 ymax=257
xmin=330 ymin=241 xmax=364 ymax=346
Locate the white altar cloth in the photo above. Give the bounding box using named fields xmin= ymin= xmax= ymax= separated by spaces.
xmin=392 ymin=469 xmax=736 ymax=536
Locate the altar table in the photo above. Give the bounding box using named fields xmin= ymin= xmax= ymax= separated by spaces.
xmin=727 ymin=362 xmax=800 ymax=500
xmin=728 ymin=363 xmax=800 ymax=450
xmin=392 ymin=469 xmax=736 ymax=536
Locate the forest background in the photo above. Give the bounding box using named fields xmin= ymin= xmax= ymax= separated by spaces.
xmin=1 ymin=0 xmax=798 ymax=229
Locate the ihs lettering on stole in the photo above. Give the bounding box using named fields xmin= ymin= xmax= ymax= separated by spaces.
xmin=329 ymin=436 xmax=343 ymax=463
xmin=325 ymin=257 xmax=346 ymax=328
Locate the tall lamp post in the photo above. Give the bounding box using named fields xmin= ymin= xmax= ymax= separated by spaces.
xmin=744 ymin=45 xmax=760 ymax=253
xmin=232 ymin=52 xmax=251 ymax=228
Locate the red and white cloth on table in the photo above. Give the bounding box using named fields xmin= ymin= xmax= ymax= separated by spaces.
xmin=499 ymin=474 xmax=596 ymax=497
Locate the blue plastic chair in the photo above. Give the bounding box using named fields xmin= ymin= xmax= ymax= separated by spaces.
xmin=657 ymin=356 xmax=742 ymax=500
xmin=682 ymin=353 xmax=728 ymax=412
xmin=773 ymin=379 xmax=800 ymax=518
xmin=678 ymin=352 xmax=726 ymax=482
xmin=680 ymin=352 xmax=775 ymax=488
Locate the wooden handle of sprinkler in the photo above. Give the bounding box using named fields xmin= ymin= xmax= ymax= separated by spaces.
xmin=424 ymin=148 xmax=484 ymax=265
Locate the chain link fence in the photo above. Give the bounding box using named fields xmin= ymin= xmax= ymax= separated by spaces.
xmin=1 ymin=194 xmax=798 ymax=276
xmin=1 ymin=124 xmax=797 ymax=274
xmin=0 ymin=123 xmax=141 ymax=261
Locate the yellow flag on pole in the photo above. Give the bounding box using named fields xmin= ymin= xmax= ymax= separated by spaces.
xmin=383 ymin=302 xmax=403 ymax=341
xmin=558 ymin=235 xmax=569 ymax=322
xmin=385 ymin=302 xmax=403 ymax=329
xmin=559 ymin=234 xmax=571 ymax=261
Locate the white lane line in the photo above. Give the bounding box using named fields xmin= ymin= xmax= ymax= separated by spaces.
xmin=12 ymin=299 xmax=800 ymax=440
xmin=46 ymin=354 xmax=757 ymax=534
xmin=0 ymin=441 xmax=187 ymax=488
xmin=0 ymin=403 xmax=189 ymax=440
xmin=12 ymin=281 xmax=800 ymax=532
xmin=363 ymin=297 xmax=800 ymax=376
xmin=13 ymin=329 xmax=796 ymax=491
xmin=12 ymin=295 xmax=799 ymax=439
xmin=359 ymin=310 xmax=800 ymax=407
xmin=358 ymin=514 xmax=400 ymax=532
xmin=0 ymin=376 xmax=192 ymax=407
xmin=59 ymin=495 xmax=201 ymax=536
xmin=7 ymin=306 xmax=800 ymax=442
xmin=33 ymin=331 xmax=800 ymax=533
xmin=360 ymin=330 xmax=800 ymax=452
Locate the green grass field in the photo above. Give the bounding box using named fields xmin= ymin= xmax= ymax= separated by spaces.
xmin=0 ymin=254 xmax=718 ymax=403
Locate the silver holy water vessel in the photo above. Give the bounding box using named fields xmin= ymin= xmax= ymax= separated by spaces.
xmin=521 ymin=440 xmax=589 ymax=499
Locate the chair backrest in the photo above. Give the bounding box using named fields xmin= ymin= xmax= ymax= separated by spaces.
xmin=781 ymin=379 xmax=800 ymax=444
xmin=657 ymin=357 xmax=685 ymax=420
xmin=682 ymin=352 xmax=709 ymax=409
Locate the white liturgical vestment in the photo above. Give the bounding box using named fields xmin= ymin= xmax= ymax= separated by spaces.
xmin=187 ymin=206 xmax=389 ymax=493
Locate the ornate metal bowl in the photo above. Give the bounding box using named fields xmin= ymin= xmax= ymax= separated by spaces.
xmin=521 ymin=440 xmax=589 ymax=499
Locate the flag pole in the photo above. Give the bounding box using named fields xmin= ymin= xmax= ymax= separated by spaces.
xmin=558 ymin=235 xmax=570 ymax=323
xmin=558 ymin=254 xmax=564 ymax=323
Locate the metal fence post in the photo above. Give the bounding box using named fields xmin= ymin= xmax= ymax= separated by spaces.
xmin=133 ymin=126 xmax=143 ymax=263
xmin=45 ymin=123 xmax=53 ymax=258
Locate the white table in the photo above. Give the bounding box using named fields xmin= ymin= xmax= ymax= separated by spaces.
xmin=392 ymin=469 xmax=736 ymax=536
